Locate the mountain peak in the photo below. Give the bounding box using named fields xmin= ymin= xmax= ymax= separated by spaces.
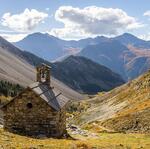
xmin=94 ymin=35 xmax=109 ymax=42
xmin=27 ymin=32 xmax=46 ymax=38
xmin=116 ymin=33 xmax=138 ymax=40
xmin=113 ymin=32 xmax=150 ymax=48
xmin=122 ymin=32 xmax=136 ymax=37
xmin=23 ymin=32 xmax=58 ymax=40
xmin=121 ymin=33 xmax=138 ymax=39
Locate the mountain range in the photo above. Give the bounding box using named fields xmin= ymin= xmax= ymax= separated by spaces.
xmin=14 ymin=33 xmax=150 ymax=81
xmin=14 ymin=32 xmax=108 ymax=61
xmin=79 ymin=33 xmax=150 ymax=80
xmin=0 ymin=36 xmax=124 ymax=94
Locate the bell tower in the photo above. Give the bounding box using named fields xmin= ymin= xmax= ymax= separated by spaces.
xmin=36 ymin=63 xmax=51 ymax=86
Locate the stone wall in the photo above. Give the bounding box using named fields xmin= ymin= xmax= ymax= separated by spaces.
xmin=3 ymin=88 xmax=66 ymax=137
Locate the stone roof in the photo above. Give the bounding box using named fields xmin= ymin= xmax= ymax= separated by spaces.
xmin=29 ymin=82 xmax=70 ymax=111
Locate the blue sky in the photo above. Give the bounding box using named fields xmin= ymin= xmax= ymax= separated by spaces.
xmin=0 ymin=0 xmax=150 ymax=42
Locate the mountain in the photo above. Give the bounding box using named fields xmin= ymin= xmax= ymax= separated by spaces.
xmin=74 ymin=70 xmax=150 ymax=133
xmin=0 ymin=36 xmax=35 ymax=85
xmin=52 ymin=56 xmax=124 ymax=94
xmin=13 ymin=32 xmax=150 ymax=81
xmin=14 ymin=32 xmax=150 ymax=62
xmin=79 ymin=40 xmax=129 ymax=80
xmin=79 ymin=33 xmax=150 ymax=80
xmin=14 ymin=33 xmax=67 ymax=61
xmin=125 ymin=56 xmax=150 ymax=80
xmin=0 ymin=36 xmax=52 ymax=67
xmin=113 ymin=33 xmax=150 ymax=49
xmin=0 ymin=36 xmax=124 ymax=95
xmin=14 ymin=32 xmax=81 ymax=61
xmin=14 ymin=32 xmax=109 ymax=61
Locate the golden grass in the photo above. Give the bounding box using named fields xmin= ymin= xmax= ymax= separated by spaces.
xmin=82 ymin=122 xmax=113 ymax=133
xmin=116 ymin=100 xmax=150 ymax=117
xmin=0 ymin=128 xmax=150 ymax=149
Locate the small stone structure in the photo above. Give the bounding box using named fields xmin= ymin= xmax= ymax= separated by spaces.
xmin=1 ymin=64 xmax=69 ymax=137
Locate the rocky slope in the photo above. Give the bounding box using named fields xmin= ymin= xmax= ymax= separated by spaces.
xmin=74 ymin=70 xmax=150 ymax=133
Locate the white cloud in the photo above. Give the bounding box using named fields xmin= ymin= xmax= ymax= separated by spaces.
xmin=144 ymin=10 xmax=150 ymax=17
xmin=0 ymin=29 xmax=15 ymax=33
xmin=50 ymin=6 xmax=143 ymax=39
xmin=0 ymin=33 xmax=27 ymax=42
xmin=1 ymin=8 xmax=48 ymax=32
xmin=138 ymin=33 xmax=150 ymax=41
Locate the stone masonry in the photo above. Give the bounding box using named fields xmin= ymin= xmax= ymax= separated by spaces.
xmin=1 ymin=64 xmax=69 ymax=137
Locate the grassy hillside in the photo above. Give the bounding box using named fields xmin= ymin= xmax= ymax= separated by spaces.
xmin=72 ymin=70 xmax=150 ymax=133
xmin=0 ymin=128 xmax=150 ymax=149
